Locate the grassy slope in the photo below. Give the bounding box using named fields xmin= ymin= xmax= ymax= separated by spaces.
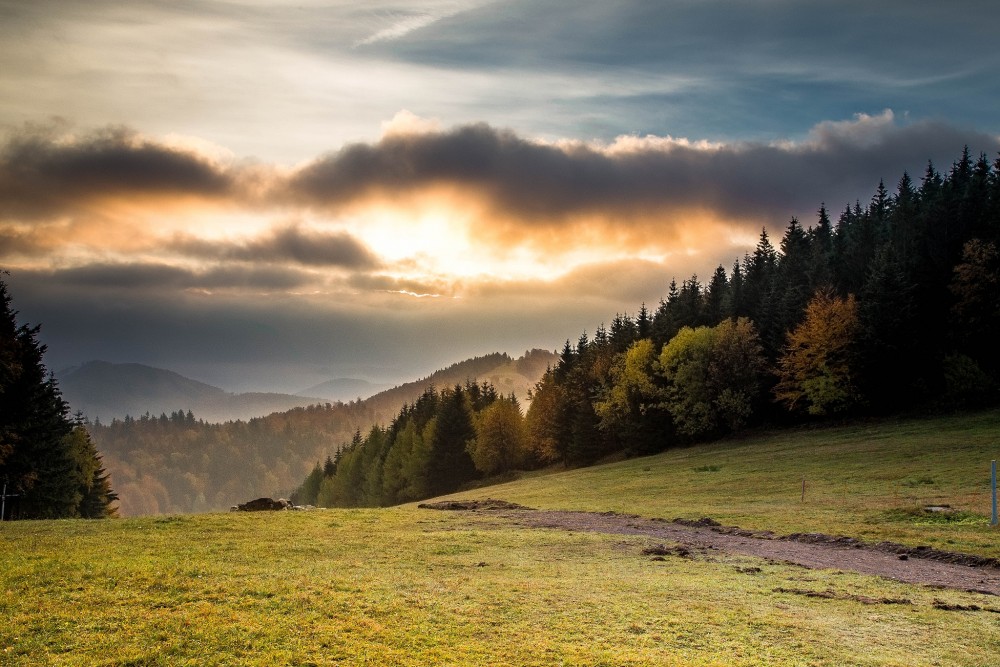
xmin=3 ymin=410 xmax=1000 ymax=666
xmin=448 ymin=408 xmax=1000 ymax=559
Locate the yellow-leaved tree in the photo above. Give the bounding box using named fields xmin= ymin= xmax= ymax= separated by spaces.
xmin=774 ymin=289 xmax=860 ymax=416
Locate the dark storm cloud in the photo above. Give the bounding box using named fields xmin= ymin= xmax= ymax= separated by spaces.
xmin=288 ymin=115 xmax=1000 ymax=227
xmin=31 ymin=263 xmax=311 ymax=292
xmin=0 ymin=125 xmax=235 ymax=218
xmin=173 ymin=226 xmax=382 ymax=270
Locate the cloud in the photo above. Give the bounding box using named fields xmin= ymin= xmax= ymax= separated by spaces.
xmin=0 ymin=124 xmax=237 ymax=219
xmin=6 ymin=114 xmax=997 ymax=293
xmin=287 ymin=112 xmax=1000 ymax=239
xmin=30 ymin=263 xmax=312 ymax=292
xmin=354 ymin=6 xmax=465 ymax=47
xmin=347 ymin=273 xmax=457 ymax=299
xmin=0 ymin=227 xmax=45 ymax=256
xmin=173 ymin=225 xmax=382 ymax=270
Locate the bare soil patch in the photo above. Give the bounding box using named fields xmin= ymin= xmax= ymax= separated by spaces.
xmin=421 ymin=501 xmax=1000 ymax=596
xmin=418 ymin=499 xmax=533 ymax=511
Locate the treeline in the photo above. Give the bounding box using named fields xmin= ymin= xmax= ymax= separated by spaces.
xmin=88 ymin=403 xmax=377 ymax=515
xmin=296 ymin=147 xmax=1000 ymax=505
xmin=0 ymin=276 xmax=117 ymax=520
xmin=291 ymin=382 xmax=532 ymax=507
xmin=85 ymin=350 xmax=555 ymax=515
xmin=526 ymin=148 xmax=999 ymax=464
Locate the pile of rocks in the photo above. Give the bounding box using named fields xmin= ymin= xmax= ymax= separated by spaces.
xmin=230 ymin=497 xmax=314 ymax=512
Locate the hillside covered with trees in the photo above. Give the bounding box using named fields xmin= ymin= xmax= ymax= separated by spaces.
xmin=0 ymin=275 xmax=118 ymax=520
xmin=296 ymin=147 xmax=1000 ymax=507
xmin=83 ymin=350 xmax=555 ymax=515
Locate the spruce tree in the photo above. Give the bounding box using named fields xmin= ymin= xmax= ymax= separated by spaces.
xmin=425 ymin=385 xmax=478 ymax=496
xmin=742 ymin=229 xmax=777 ymax=324
xmin=0 ymin=275 xmax=117 ymax=519
xmin=762 ymin=218 xmax=813 ymax=356
xmin=703 ymin=265 xmax=729 ymax=325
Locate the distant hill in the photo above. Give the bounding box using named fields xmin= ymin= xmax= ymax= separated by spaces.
xmin=58 ymin=361 xmax=328 ymax=423
xmin=297 ymin=378 xmax=393 ymax=404
xmin=61 ymin=350 xmax=557 ymax=425
xmin=358 ymin=349 xmax=556 ymax=424
xmin=84 ymin=349 xmax=558 ymax=515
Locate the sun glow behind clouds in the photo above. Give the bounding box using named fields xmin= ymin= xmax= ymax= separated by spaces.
xmin=350 ymin=201 xmax=572 ymax=288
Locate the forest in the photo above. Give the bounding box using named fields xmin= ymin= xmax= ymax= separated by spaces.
xmin=3 ymin=147 xmax=998 ymax=518
xmin=81 ymin=350 xmax=553 ymax=515
xmin=0 ymin=276 xmax=118 ymax=520
xmin=291 ymin=147 xmax=1000 ymax=508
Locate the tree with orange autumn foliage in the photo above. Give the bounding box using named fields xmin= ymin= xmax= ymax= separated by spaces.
xmin=774 ymin=290 xmax=860 ymax=416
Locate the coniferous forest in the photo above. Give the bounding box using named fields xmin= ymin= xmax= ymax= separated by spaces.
xmin=3 ymin=147 xmax=999 ymax=517
xmin=0 ymin=275 xmax=118 ymax=520
xmin=78 ymin=351 xmax=553 ymax=515
xmin=292 ymin=147 xmax=1000 ymax=508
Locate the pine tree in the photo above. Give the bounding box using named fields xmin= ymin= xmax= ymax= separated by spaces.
xmin=889 ymin=172 xmax=919 ymax=268
xmin=635 ymin=303 xmax=652 ymax=340
xmin=857 ymin=245 xmax=920 ymax=411
xmin=652 ymin=279 xmax=681 ymax=346
xmin=0 ymin=275 xmax=117 ymax=519
xmin=70 ymin=426 xmax=119 ymax=518
xmin=743 ymin=229 xmax=777 ymax=323
xmin=723 ymin=259 xmax=745 ymax=319
xmin=762 ymin=218 xmax=813 ymax=356
xmin=807 ymin=204 xmax=834 ymax=289
xmin=424 ymin=385 xmax=478 ymax=496
xmin=323 ymin=455 xmax=336 ymax=477
xmin=703 ymin=265 xmax=729 ymax=325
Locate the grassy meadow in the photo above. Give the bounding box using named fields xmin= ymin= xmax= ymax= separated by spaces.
xmin=3 ymin=409 xmax=1000 ymax=666
xmin=451 ymin=408 xmax=1000 ymax=559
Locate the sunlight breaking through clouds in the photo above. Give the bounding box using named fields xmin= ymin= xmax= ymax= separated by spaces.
xmin=2 ymin=0 xmax=998 ymax=388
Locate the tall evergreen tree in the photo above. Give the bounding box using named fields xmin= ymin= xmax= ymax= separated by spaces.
xmin=742 ymin=229 xmax=777 ymax=323
xmin=0 ymin=275 xmax=117 ymax=519
xmin=424 ymin=385 xmax=478 ymax=496
xmin=857 ymin=245 xmax=920 ymax=411
xmin=652 ymin=279 xmax=681 ymax=347
xmin=762 ymin=218 xmax=813 ymax=355
xmin=703 ymin=266 xmax=729 ymax=325
xmin=889 ymin=172 xmax=920 ymax=268
xmin=635 ymin=303 xmax=652 ymax=340
xmin=807 ymin=204 xmax=834 ymax=289
xmin=723 ymin=259 xmax=745 ymax=319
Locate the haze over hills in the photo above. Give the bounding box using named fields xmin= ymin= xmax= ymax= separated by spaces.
xmin=296 ymin=378 xmax=393 ymax=404
xmin=83 ymin=349 xmax=558 ymax=514
xmin=58 ymin=361 xmax=333 ymax=423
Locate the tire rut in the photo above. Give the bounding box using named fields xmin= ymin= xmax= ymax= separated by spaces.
xmin=419 ymin=500 xmax=1000 ymax=596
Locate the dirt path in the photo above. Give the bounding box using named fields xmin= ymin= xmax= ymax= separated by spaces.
xmin=419 ymin=500 xmax=1000 ymax=596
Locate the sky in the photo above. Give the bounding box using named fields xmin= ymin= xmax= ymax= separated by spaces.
xmin=2 ymin=0 xmax=999 ymax=393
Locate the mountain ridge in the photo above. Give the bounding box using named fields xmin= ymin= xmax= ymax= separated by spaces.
xmin=58 ymin=361 xmax=330 ymax=423
xmin=82 ymin=348 xmax=558 ymax=514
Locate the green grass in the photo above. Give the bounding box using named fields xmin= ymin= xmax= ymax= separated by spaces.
xmin=3 ymin=409 xmax=1000 ymax=665
xmin=448 ymin=408 xmax=1000 ymax=559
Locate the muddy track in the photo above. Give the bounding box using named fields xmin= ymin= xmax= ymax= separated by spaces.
xmin=419 ymin=500 xmax=1000 ymax=596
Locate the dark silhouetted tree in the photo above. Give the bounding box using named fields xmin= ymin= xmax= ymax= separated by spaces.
xmin=0 ymin=275 xmax=116 ymax=519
